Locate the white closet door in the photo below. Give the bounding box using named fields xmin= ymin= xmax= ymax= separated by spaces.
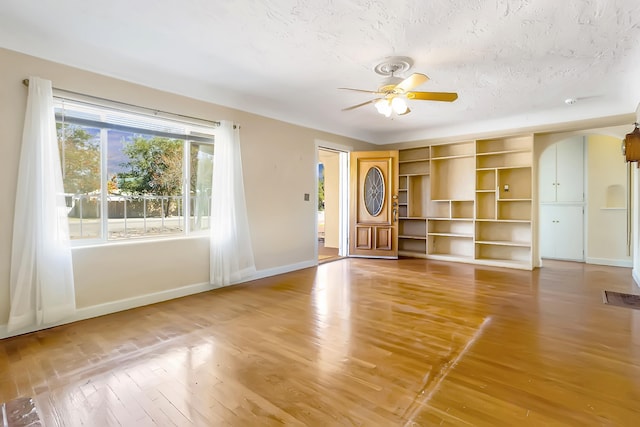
xmin=539 ymin=145 xmax=557 ymax=203
xmin=556 ymin=137 xmax=584 ymax=202
xmin=554 ymin=205 xmax=584 ymax=260
xmin=541 ymin=205 xmax=584 ymax=261
xmin=539 ymin=205 xmax=556 ymax=258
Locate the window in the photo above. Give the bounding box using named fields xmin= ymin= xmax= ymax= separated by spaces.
xmin=55 ymin=98 xmax=215 ymax=242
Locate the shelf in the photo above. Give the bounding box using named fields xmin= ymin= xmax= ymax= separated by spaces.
xmin=431 ymin=154 xmax=474 ymax=160
xmin=497 ymin=198 xmax=532 ymax=202
xmin=476 ymin=149 xmax=531 ymax=156
xmin=475 ymin=240 xmax=530 ymax=247
xmin=476 ymin=192 xmax=496 ymax=220
xmin=429 ymin=200 xmax=450 ymax=218
xmin=497 ymin=168 xmax=532 ymax=200
xmin=399 ymin=147 xmax=430 ymax=163
xmin=497 ymin=199 xmax=531 ymax=221
xmin=472 ymin=258 xmax=532 ymax=270
xmin=428 ymin=232 xmax=474 ymax=238
xmin=399 ymin=173 xmax=430 ymax=177
xmin=476 ymin=169 xmax=496 ymax=191
xmin=399 ymin=250 xmax=428 ymax=259
xmin=399 ymin=238 xmax=427 ymax=255
xmin=399 ymin=216 xmax=428 ymax=220
xmin=399 ymin=158 xmax=430 ymax=163
xmin=476 ymin=221 xmax=531 ymax=250
xmin=400 ymin=160 xmax=430 ymax=176
xmin=476 ymin=190 xmax=495 ymax=193
xmin=452 ymin=200 xmax=474 ymax=219
xmin=428 ymin=234 xmax=474 ymax=258
xmin=476 ymin=153 xmax=532 ymax=169
xmin=399 ymin=218 xmax=427 ymax=239
xmin=476 ymin=166 xmax=531 ymax=171
xmin=399 ymin=235 xmax=428 ymax=240
xmin=431 ymin=155 xmax=476 ymax=201
xmin=475 ymin=218 xmax=531 ymax=223
xmin=427 ymin=254 xmax=475 ymax=263
xmin=475 ymin=243 xmax=531 ymax=264
xmin=476 ymin=136 xmax=532 ymax=155
xmin=431 ymin=141 xmax=475 ymax=159
xmin=429 ymin=217 xmax=474 ymax=221
xmin=407 ymin=175 xmax=430 ymax=218
xmin=399 ymin=175 xmax=407 ymax=191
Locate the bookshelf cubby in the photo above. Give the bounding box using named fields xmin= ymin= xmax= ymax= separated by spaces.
xmin=398 ymin=148 xmax=431 ymax=257
xmin=474 ymin=136 xmax=533 ymax=268
xmin=431 ymin=141 xmax=475 ymax=159
xmin=428 ymin=235 xmax=474 ymax=260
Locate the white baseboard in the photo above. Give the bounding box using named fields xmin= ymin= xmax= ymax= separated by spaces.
xmin=633 ymin=268 xmax=640 ymax=287
xmin=0 ymin=259 xmax=319 ymax=340
xmin=586 ymin=257 xmax=633 ymax=268
xmin=0 ymin=281 xmax=213 ymax=340
xmin=245 ymin=259 xmax=317 ymax=281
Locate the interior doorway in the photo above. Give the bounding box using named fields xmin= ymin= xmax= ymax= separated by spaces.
xmin=317 ymin=145 xmax=348 ymax=263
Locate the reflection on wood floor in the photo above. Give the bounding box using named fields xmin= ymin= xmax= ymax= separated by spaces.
xmin=2 ymin=258 xmax=640 ymax=425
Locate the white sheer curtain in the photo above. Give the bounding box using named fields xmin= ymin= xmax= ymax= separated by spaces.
xmin=210 ymin=121 xmax=256 ymax=287
xmin=8 ymin=77 xmax=76 ymax=332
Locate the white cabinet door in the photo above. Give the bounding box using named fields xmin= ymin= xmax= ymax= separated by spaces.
xmin=539 ymin=145 xmax=557 ymax=203
xmin=554 ymin=205 xmax=584 ymax=260
xmin=540 ymin=205 xmax=584 ymax=261
xmin=556 ymin=137 xmax=584 ymax=202
xmin=539 ymin=205 xmax=556 ymax=258
xmin=539 ymin=137 xmax=584 ymax=203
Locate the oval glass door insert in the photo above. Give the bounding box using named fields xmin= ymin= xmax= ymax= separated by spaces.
xmin=364 ymin=166 xmax=385 ymax=216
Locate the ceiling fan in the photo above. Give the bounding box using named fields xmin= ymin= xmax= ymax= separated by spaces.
xmin=340 ymin=57 xmax=458 ymax=117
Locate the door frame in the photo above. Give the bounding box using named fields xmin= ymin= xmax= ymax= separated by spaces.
xmin=348 ymin=150 xmax=399 ymax=258
xmin=314 ymin=140 xmax=352 ymax=261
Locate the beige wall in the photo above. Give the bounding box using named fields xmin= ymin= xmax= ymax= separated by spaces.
xmin=319 ymin=150 xmax=340 ymax=248
xmin=586 ymin=134 xmax=631 ymax=263
xmin=0 ymin=48 xmax=374 ymax=327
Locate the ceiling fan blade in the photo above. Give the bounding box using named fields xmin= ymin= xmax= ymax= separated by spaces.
xmin=338 ymin=87 xmax=383 ymax=94
xmin=394 ymin=73 xmax=429 ymax=93
xmin=407 ymin=91 xmax=458 ymax=102
xmin=342 ymin=99 xmax=379 ymax=111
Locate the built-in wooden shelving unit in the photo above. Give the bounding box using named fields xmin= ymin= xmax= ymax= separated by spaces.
xmin=397 ymin=135 xmax=534 ymax=270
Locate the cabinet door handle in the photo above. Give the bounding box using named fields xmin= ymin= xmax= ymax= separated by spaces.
xmin=393 ymin=208 xmax=398 ymax=223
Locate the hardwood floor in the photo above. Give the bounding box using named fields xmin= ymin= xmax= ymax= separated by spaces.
xmin=2 ymin=258 xmax=640 ymax=425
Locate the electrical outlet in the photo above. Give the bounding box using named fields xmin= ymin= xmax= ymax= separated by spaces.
xmin=504 ymin=184 xmax=510 ymax=192
xmin=304 ymin=193 xmax=310 ymax=201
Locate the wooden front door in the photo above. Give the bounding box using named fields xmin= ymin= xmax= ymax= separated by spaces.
xmin=349 ymin=151 xmax=399 ymax=258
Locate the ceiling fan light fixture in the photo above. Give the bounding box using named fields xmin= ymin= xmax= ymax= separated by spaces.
xmin=375 ymin=98 xmax=392 ymax=116
xmin=391 ymin=97 xmax=408 ymax=114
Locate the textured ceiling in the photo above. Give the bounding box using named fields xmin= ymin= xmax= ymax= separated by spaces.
xmin=1 ymin=0 xmax=639 ymax=144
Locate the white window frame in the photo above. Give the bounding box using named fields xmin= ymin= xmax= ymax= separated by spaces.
xmin=53 ymin=95 xmax=217 ymax=246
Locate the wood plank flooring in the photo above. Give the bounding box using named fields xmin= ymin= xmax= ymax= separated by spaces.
xmin=1 ymin=258 xmax=640 ymax=425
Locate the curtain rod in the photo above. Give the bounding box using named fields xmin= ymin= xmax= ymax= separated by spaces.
xmin=22 ymin=78 xmax=221 ymax=128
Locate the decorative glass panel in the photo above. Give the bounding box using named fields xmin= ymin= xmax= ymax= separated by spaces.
xmin=364 ymin=166 xmax=385 ymax=216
